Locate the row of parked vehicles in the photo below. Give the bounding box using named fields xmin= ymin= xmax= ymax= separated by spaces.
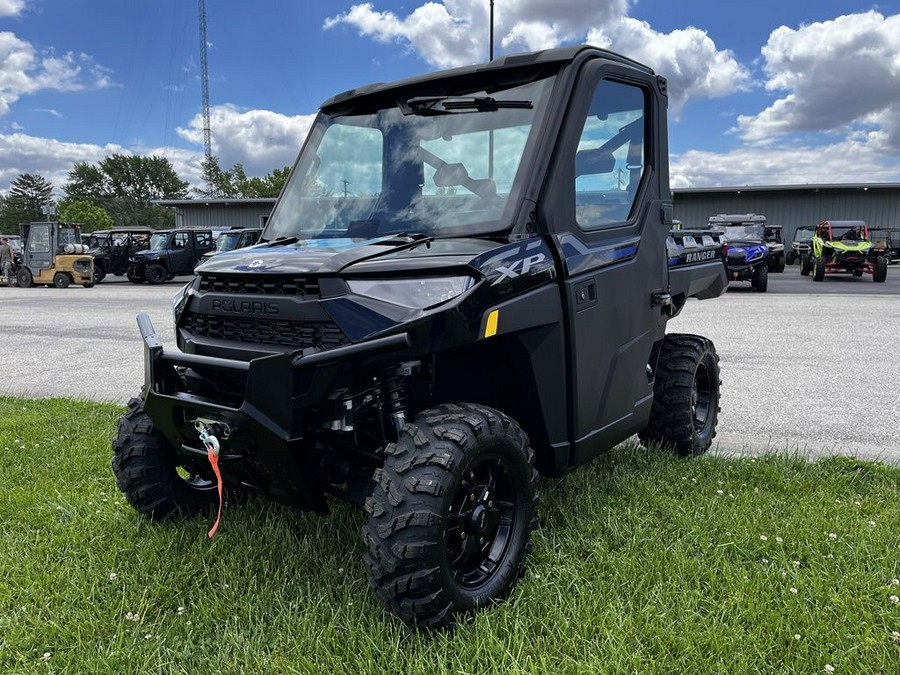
xmin=5 ymin=221 xmax=262 ymax=287
xmin=708 ymin=213 xmax=895 ymax=291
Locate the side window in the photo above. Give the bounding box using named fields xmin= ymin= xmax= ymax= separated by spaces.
xmin=195 ymin=232 xmax=212 ymax=248
xmin=574 ymin=79 xmax=647 ymax=230
xmin=173 ymin=232 xmax=189 ymax=248
xmin=29 ymin=224 xmax=51 ymax=253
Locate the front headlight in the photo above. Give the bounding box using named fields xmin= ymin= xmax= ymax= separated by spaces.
xmin=347 ymin=276 xmax=475 ymax=309
xmin=172 ymin=282 xmax=193 ymax=323
xmin=746 ymin=246 xmax=766 ymax=262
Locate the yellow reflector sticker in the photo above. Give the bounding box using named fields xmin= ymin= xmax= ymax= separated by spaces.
xmin=485 ymin=309 xmax=499 ymax=338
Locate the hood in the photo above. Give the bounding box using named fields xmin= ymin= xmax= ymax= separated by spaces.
xmin=830 ymin=240 xmax=871 ymax=252
xmin=132 ymin=248 xmax=166 ymax=261
xmin=726 ymin=243 xmax=768 ymax=261
xmin=194 ymin=236 xmax=501 ymax=276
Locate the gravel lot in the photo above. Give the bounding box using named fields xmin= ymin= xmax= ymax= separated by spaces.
xmin=1 ymin=265 xmax=897 ymax=462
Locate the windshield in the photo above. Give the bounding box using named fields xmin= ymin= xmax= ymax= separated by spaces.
xmin=794 ymin=229 xmax=814 ymax=243
xmin=215 ymin=232 xmax=242 ymax=252
xmin=149 ymin=233 xmax=170 ymax=251
xmin=715 ymin=224 xmax=765 ymax=241
xmin=265 ymin=74 xmax=555 ymax=241
xmin=829 ymin=226 xmax=867 ymax=241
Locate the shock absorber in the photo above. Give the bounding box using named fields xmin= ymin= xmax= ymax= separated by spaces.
xmin=383 ymin=372 xmax=407 ymax=434
xmin=384 ymin=361 xmax=421 ymax=434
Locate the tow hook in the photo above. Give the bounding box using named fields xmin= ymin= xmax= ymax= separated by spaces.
xmin=194 ymin=418 xmax=230 ymax=538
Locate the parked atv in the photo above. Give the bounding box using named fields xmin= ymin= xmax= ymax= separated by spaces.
xmin=112 ymin=45 xmax=727 ymax=629
xmin=127 ymin=228 xmax=214 ymax=284
xmin=869 ymin=227 xmax=900 ymax=264
xmin=194 ymin=227 xmax=262 ymax=269
xmin=809 ymin=220 xmax=887 ymax=282
xmin=708 ymin=214 xmax=770 ymax=292
xmin=86 ymin=227 xmax=153 ymax=284
xmin=764 ymin=224 xmax=786 ymax=272
xmin=792 ymin=225 xmax=816 ymax=268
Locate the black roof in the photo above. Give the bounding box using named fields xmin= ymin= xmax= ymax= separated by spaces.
xmin=320 ymin=45 xmax=655 ymax=112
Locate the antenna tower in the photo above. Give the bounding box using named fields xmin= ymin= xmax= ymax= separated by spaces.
xmin=198 ymin=0 xmax=212 ymax=167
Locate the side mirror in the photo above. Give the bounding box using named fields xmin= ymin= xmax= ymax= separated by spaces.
xmin=575 ymin=148 xmax=616 ymax=176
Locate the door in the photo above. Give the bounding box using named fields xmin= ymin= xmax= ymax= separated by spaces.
xmin=25 ymin=223 xmax=52 ymax=272
xmin=168 ymin=231 xmax=193 ymax=274
xmin=542 ymin=68 xmax=670 ymax=467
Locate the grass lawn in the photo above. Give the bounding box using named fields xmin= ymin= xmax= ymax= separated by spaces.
xmin=1 ymin=395 xmax=899 ymax=674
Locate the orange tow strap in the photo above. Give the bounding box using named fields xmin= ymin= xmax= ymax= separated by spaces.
xmin=201 ymin=431 xmax=224 ymax=539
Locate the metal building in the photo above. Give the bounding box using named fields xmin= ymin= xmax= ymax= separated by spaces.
xmin=672 ymin=183 xmax=900 ymax=246
xmin=155 ymin=198 xmax=277 ymax=231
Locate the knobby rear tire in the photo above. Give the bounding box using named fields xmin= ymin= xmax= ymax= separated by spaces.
xmin=639 ymin=333 xmax=721 ymax=457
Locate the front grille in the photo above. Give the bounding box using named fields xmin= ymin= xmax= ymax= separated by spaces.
xmin=183 ymin=312 xmax=350 ymax=350
xmin=199 ymin=273 xmax=320 ymax=297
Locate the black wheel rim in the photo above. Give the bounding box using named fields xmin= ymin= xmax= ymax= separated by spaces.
xmin=175 ymin=464 xmax=216 ymax=492
xmin=692 ymin=358 xmax=714 ymax=434
xmin=445 ymin=454 xmax=517 ymax=589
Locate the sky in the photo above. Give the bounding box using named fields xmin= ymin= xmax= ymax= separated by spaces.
xmin=2 ymin=0 xmax=900 ymax=196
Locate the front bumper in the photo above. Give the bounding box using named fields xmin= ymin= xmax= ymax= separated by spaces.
xmin=137 ymin=313 xmax=410 ymax=512
xmin=725 ymin=261 xmax=762 ymax=281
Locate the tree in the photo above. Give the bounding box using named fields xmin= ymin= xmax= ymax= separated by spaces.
xmin=63 ymin=154 xmax=189 ymax=228
xmin=195 ymin=156 xmax=290 ymax=199
xmin=57 ymin=199 xmax=115 ymax=233
xmin=0 ymin=173 xmax=54 ymax=232
xmin=242 ymin=166 xmax=290 ymax=198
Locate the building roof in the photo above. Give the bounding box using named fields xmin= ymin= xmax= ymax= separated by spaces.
xmin=154 ymin=198 xmax=277 ymax=207
xmin=673 ymin=183 xmax=900 ymax=195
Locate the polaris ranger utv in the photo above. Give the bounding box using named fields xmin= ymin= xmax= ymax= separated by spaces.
xmin=708 ymin=214 xmax=770 ymax=292
xmin=112 ymin=46 xmax=727 ymax=629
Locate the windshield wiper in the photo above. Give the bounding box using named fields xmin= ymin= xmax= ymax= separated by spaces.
xmin=403 ymin=96 xmax=532 ymax=116
xmin=262 ymin=236 xmax=300 ymax=247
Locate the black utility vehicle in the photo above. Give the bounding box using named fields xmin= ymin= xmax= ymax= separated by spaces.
xmin=86 ymin=228 xmax=153 ymax=283
xmin=113 ymin=46 xmax=727 ymax=629
xmin=128 ymin=228 xmax=214 ymax=283
xmin=790 ymin=225 xmax=816 ymax=266
xmin=195 ymin=227 xmax=263 ymax=268
xmin=709 ymin=214 xmax=770 ymax=292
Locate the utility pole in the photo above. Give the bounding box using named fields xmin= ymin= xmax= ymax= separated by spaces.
xmin=489 ymin=0 xmax=494 ymax=60
xmin=488 ymin=1 xmax=495 ymax=180
xmin=199 ymin=0 xmax=212 ymax=170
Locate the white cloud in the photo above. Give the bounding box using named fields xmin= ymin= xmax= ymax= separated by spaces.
xmin=0 ymin=104 xmax=315 ymax=194
xmin=325 ymin=0 xmax=633 ymax=67
xmin=325 ymin=1 xmax=749 ymax=112
xmin=588 ymin=18 xmax=751 ymax=114
xmin=0 ymin=0 xmax=25 ymax=18
xmin=176 ymin=103 xmax=315 ymax=175
xmin=0 ymin=31 xmax=114 ymax=116
xmin=737 ymin=11 xmax=900 ymax=151
xmin=0 ymin=132 xmax=127 ymax=194
xmin=671 ymin=139 xmax=900 ymax=189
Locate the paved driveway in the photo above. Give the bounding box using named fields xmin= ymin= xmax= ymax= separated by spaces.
xmin=1 ymin=265 xmax=898 ymax=462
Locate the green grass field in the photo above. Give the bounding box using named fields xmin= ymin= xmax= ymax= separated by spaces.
xmin=1 ymin=395 xmax=899 ymax=674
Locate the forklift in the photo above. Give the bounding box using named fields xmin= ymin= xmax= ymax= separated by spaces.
xmin=16 ymin=221 xmax=95 ymax=288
